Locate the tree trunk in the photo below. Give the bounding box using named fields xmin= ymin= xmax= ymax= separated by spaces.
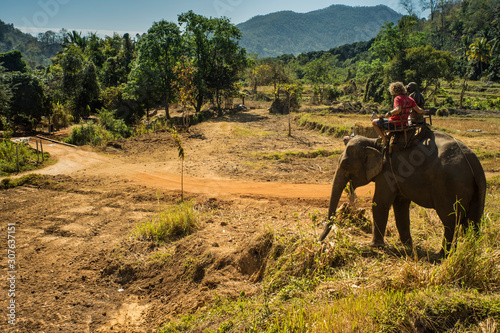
xmin=459 ymin=77 xmax=467 ymax=109
xmin=165 ymin=96 xmax=170 ymax=120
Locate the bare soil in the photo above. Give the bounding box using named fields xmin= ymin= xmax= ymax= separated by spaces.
xmin=0 ymin=108 xmax=377 ymax=332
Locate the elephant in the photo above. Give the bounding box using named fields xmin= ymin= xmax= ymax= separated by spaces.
xmin=319 ymin=127 xmax=486 ymax=255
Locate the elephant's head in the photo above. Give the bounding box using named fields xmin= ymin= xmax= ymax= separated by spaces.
xmin=319 ymin=136 xmax=383 ymax=241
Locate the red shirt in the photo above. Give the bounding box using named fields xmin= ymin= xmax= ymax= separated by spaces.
xmin=390 ymin=95 xmax=416 ymax=126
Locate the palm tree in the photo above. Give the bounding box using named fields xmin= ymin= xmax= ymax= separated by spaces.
xmin=64 ymin=30 xmax=87 ymax=51
xmin=467 ymin=37 xmax=492 ymax=77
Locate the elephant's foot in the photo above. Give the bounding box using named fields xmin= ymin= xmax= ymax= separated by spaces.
xmin=369 ymin=241 xmax=385 ymax=249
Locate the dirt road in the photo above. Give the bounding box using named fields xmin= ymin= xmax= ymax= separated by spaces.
xmin=29 ymin=137 xmax=374 ymax=201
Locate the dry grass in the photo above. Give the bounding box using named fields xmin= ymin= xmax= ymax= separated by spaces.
xmin=159 ymin=186 xmax=500 ymax=332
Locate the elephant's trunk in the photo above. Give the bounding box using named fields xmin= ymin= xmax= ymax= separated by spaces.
xmin=319 ymin=168 xmax=349 ymax=241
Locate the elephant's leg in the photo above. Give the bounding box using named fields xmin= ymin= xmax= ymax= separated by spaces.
xmin=371 ymin=201 xmax=391 ymax=246
xmin=393 ymin=196 xmax=412 ymax=247
xmin=436 ymin=209 xmax=460 ymax=255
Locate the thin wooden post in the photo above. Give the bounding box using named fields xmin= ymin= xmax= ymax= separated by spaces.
xmin=40 ymin=140 xmax=44 ymax=162
xmin=36 ymin=140 xmax=40 ymax=163
xmin=16 ymin=144 xmax=20 ymax=173
xmin=287 ymin=91 xmax=291 ymax=137
xmin=181 ymin=159 xmax=184 ymax=202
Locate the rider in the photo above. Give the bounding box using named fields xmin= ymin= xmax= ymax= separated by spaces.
xmin=406 ymin=82 xmax=425 ymax=125
xmin=372 ymin=82 xmax=426 ymax=143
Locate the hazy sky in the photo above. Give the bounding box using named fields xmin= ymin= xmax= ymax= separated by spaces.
xmin=2 ymin=0 xmax=410 ymax=36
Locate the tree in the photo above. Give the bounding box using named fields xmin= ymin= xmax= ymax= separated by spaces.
xmin=248 ymin=63 xmax=273 ymax=94
xmin=1 ymin=72 xmax=51 ymax=132
xmin=84 ymin=33 xmax=105 ymax=69
xmin=385 ymin=45 xmax=454 ymax=97
xmin=420 ymin=0 xmax=438 ymax=20
xmin=0 ymin=50 xmax=29 ymax=73
xmin=370 ymin=22 xmax=404 ymax=61
xmin=58 ymin=44 xmax=85 ymax=99
xmin=172 ymin=56 xmax=197 ymax=113
xmin=125 ymin=60 xmax=160 ymax=124
xmin=135 ymin=20 xmax=182 ymax=119
xmin=268 ymin=60 xmax=291 ymax=100
xmin=467 ymin=37 xmax=492 ymax=77
xmin=371 ymin=16 xmax=427 ymax=62
xmin=305 ymin=55 xmax=335 ymax=104
xmin=178 ymin=11 xmax=248 ymax=113
xmin=72 ymin=61 xmax=100 ymax=120
xmin=64 ymin=30 xmax=87 ymax=51
xmin=205 ymin=17 xmax=248 ymax=113
xmin=400 ymin=0 xmax=418 ymax=16
xmin=0 ymin=66 xmax=12 ymax=127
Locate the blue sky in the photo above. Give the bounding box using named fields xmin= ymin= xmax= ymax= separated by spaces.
xmin=2 ymin=0 xmax=408 ymax=36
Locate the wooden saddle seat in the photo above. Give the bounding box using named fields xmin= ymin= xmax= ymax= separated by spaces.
xmin=383 ymin=112 xmax=433 ymax=152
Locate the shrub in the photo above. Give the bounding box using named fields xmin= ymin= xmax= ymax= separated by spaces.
xmin=97 ymin=108 xmax=133 ymax=138
xmin=63 ymin=123 xmax=113 ymax=146
xmin=436 ymin=108 xmax=450 ymax=117
xmin=51 ymin=103 xmax=73 ymax=130
xmin=325 ymin=86 xmax=342 ymax=102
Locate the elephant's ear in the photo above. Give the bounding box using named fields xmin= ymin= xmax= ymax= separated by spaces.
xmin=364 ymin=146 xmax=383 ymax=181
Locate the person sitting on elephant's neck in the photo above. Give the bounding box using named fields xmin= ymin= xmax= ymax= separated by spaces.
xmin=406 ymin=82 xmax=425 ymax=125
xmin=371 ymin=81 xmax=425 ymax=143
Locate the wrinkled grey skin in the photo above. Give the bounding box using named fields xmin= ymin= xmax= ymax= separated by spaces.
xmin=320 ymin=131 xmax=486 ymax=255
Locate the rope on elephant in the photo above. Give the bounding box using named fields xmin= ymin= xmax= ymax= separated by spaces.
xmin=452 ymin=136 xmax=476 ymax=178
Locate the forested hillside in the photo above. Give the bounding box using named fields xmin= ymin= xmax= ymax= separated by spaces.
xmin=237 ymin=5 xmax=401 ymax=58
xmin=0 ymin=20 xmax=61 ymax=68
xmin=1 ymin=0 xmax=499 ymax=138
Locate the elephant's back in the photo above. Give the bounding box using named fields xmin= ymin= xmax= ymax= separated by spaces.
xmin=432 ymin=130 xmax=483 ymax=196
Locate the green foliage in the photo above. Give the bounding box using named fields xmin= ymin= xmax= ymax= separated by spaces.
xmin=179 ymin=11 xmax=248 ymax=113
xmin=385 ymin=45 xmax=454 ymax=92
xmin=305 ymin=55 xmax=337 ymax=103
xmin=463 ymin=96 xmax=500 ymax=111
xmin=133 ymin=20 xmax=182 ymax=119
xmin=63 ymin=123 xmax=113 ymax=146
xmin=0 ymin=50 xmax=28 ymax=73
xmin=134 ymin=200 xmax=199 ymax=243
xmin=97 ymin=108 xmax=132 ymax=138
xmin=0 ymin=140 xmax=50 ymax=175
xmin=0 ymin=65 xmax=12 ymax=119
xmin=1 ymin=71 xmax=52 ymax=132
xmin=51 ymin=102 xmax=73 ymax=130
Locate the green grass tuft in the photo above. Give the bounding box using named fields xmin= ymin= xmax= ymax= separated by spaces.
xmin=0 ymin=173 xmax=47 ymax=189
xmin=134 ymin=200 xmax=199 ymax=243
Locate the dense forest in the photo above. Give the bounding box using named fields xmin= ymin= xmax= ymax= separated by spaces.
xmin=0 ymin=0 xmax=499 ymax=139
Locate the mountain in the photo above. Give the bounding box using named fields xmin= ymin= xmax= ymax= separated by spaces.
xmin=0 ymin=19 xmax=62 ymax=69
xmin=237 ymin=4 xmax=402 ymax=58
